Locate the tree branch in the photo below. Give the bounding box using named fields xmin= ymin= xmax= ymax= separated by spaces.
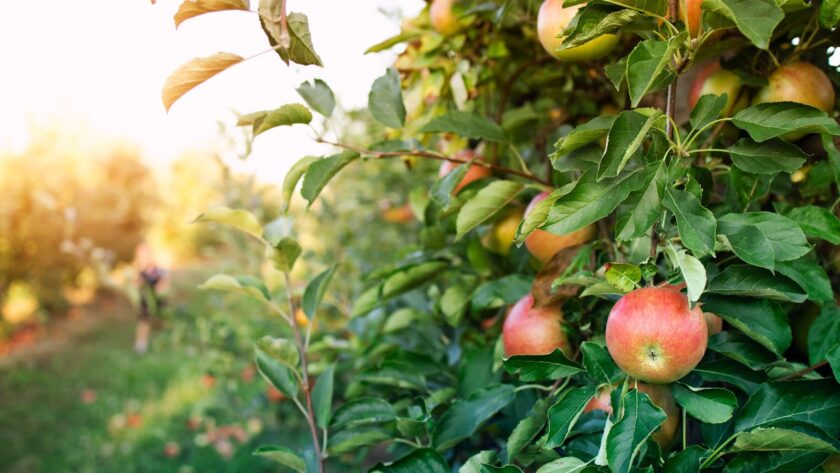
xmin=315 ymin=138 xmax=551 ymax=186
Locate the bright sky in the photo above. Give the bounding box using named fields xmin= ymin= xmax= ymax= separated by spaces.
xmin=0 ymin=0 xmax=424 ymax=182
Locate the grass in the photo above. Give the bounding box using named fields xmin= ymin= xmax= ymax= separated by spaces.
xmin=0 ymin=267 xmax=309 ymax=473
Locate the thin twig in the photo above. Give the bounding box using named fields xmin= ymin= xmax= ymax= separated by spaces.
xmin=283 ymin=272 xmax=325 ymax=472
xmin=779 ymin=360 xmax=828 ymax=381
xmin=315 ymin=138 xmax=551 ymax=185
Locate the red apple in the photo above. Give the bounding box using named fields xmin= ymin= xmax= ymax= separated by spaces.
xmin=438 ymin=151 xmax=492 ymax=194
xmin=605 ymin=286 xmax=707 ymax=383
xmin=524 ymin=192 xmax=597 ymax=264
xmin=430 ymin=0 xmax=461 ymax=35
xmin=381 ymin=203 xmax=414 ymax=224
xmin=754 ymin=62 xmax=835 ymax=113
xmin=503 ymin=293 xmax=569 ymax=357
xmin=584 ymin=383 xmax=679 ymax=448
xmin=689 ymin=63 xmax=746 ymax=116
xmin=537 ymin=0 xmax=619 ymax=62
xmin=163 ymin=441 xmax=181 ymax=458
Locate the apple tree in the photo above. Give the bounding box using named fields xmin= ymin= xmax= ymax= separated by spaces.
xmin=161 ymin=0 xmax=840 ymax=471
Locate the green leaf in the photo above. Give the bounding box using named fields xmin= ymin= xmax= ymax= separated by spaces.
xmin=507 ymin=398 xmax=551 ymax=462
xmin=728 ymin=139 xmax=808 ymax=174
xmin=259 ymin=8 xmax=323 ymax=66
xmin=470 ymin=275 xmax=532 ymax=311
xmin=606 ymin=390 xmax=667 ymax=473
xmin=693 ymin=358 xmax=767 ymax=394
xmin=787 ymin=206 xmax=840 ymax=245
xmin=252 ymin=445 xmax=306 ymax=472
xmin=255 ymin=336 xmax=300 ymax=370
xmin=605 ymin=56 xmax=627 ymax=91
xmin=605 ymin=263 xmax=641 ymax=293
xmin=368 ymin=68 xmax=406 ymax=128
xmin=701 ymin=295 xmax=791 ymax=355
xmin=254 ymin=347 xmax=299 ymax=397
xmin=598 ymin=110 xmax=661 ymax=180
xmin=421 ymin=111 xmax=509 ymax=143
xmin=724 ymin=451 xmax=831 ymax=473
xmin=432 ymin=384 xmax=516 ymax=450
xmin=365 ymin=31 xmax=422 ymax=54
xmin=302 ymin=265 xmax=337 ymax=319
xmin=544 ymin=386 xmax=597 ymax=449
xmin=808 ymin=303 xmax=840 ymax=365
xmin=535 ymin=457 xmax=590 ymax=473
xmin=552 ymin=115 xmax=616 ymax=160
xmin=268 ymin=236 xmax=302 ymax=272
xmin=665 ymin=245 xmax=707 ymax=303
xmin=708 ymin=331 xmax=778 ymax=370
xmin=560 ymin=6 xmax=643 ymax=50
xmin=626 ymin=36 xmax=681 ymax=107
xmin=300 ymin=151 xmax=360 ymax=207
xmin=311 ymin=364 xmax=334 ymax=429
xmin=543 ymin=168 xmax=645 ymax=236
xmin=441 ymin=280 xmax=475 ymax=327
xmin=193 ymin=206 xmax=263 ymax=241
xmin=254 ymin=103 xmax=313 ymax=136
xmin=616 ymin=160 xmax=666 ymax=241
xmin=731 ymin=425 xmax=839 ymax=452
xmin=460 ymin=451 xmax=498 ymax=473
xmin=430 ymin=162 xmax=469 ymax=208
xmin=828 ymin=345 xmax=840 ymax=384
xmin=718 ymin=212 xmax=811 ymax=271
xmin=296 ymin=78 xmax=335 ymax=117
xmin=672 ymin=383 xmax=737 ymax=424
xmin=503 ymin=349 xmax=584 ymax=382
xmin=371 ymin=449 xmax=450 ymax=473
xmin=663 ymin=188 xmax=717 ymax=256
xmin=733 ymin=380 xmax=840 ymax=436
xmin=480 ymin=466 xmax=523 ymax=473
xmin=732 ymin=102 xmax=840 ymax=142
xmin=701 ymin=0 xmax=783 ymax=49
xmin=382 ymin=260 xmax=448 ymax=298
xmin=581 ymin=342 xmax=624 ymax=385
xmin=706 ymin=265 xmax=806 ymax=302
xmin=515 ymin=187 xmax=571 ymax=243
xmin=330 ymin=425 xmax=394 ymax=454
xmin=774 ymin=257 xmax=833 ymax=303
xmin=456 ymin=180 xmax=524 ymax=240
xmin=282 ymin=156 xmax=319 ymax=212
xmin=662 ymin=445 xmax=710 ymax=473
xmin=331 ymin=398 xmax=396 ymax=429
xmin=819 ymin=0 xmax=840 ymax=27
xmin=199 ymin=274 xmax=271 ymax=301
xmin=690 ymin=94 xmax=729 ymax=131
xmin=602 ymin=0 xmax=667 ymax=15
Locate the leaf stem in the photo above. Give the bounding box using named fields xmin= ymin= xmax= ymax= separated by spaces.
xmin=515 ymin=383 xmax=555 ymax=392
xmin=315 ymin=138 xmax=551 ymax=185
xmin=778 ymin=360 xmax=828 ymax=381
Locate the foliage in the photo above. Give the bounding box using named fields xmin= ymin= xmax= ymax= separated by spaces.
xmin=163 ymin=0 xmax=840 ymax=471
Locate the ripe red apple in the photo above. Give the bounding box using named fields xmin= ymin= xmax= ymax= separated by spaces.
xmin=483 ymin=207 xmax=525 ymax=256
xmin=703 ymin=312 xmax=723 ymax=336
xmin=266 ymin=385 xmax=286 ymax=403
xmin=438 ymin=151 xmax=492 ymax=194
xmin=754 ymin=62 xmax=835 ymax=113
xmin=163 ymin=441 xmax=181 ymax=458
xmin=524 ymin=192 xmax=597 ymax=264
xmin=605 ymin=286 xmax=708 ymax=384
xmin=584 ymin=383 xmax=679 ymax=448
xmin=503 ymin=293 xmax=569 ymax=357
xmin=689 ymin=63 xmax=747 ymax=116
xmin=430 ymin=0 xmax=461 ymax=35
xmin=537 ymin=0 xmax=619 ymax=62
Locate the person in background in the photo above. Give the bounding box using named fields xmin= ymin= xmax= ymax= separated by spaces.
xmin=133 ymin=243 xmax=168 ymax=354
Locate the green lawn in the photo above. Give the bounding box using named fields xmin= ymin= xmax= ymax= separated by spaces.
xmin=0 ymin=268 xmax=308 ymax=473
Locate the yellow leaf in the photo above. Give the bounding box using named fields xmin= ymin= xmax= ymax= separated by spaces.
xmin=174 ymin=0 xmax=250 ymax=28
xmin=162 ymin=52 xmax=244 ymax=111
